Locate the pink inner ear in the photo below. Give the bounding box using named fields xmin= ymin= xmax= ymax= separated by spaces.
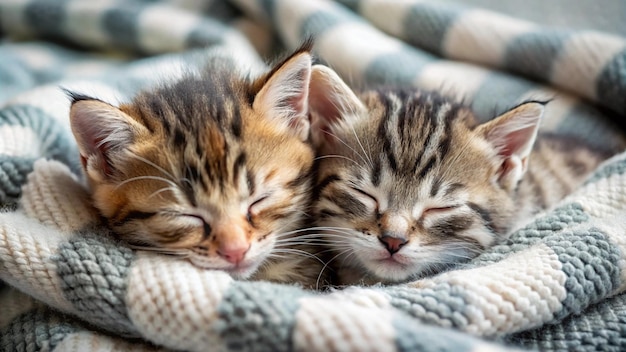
xmin=499 ymin=157 xmax=516 ymax=177
xmin=70 ymin=100 xmax=135 ymax=177
xmin=286 ymin=89 xmax=308 ymax=129
xmin=76 ymin=128 xmax=116 ymax=176
xmin=491 ymin=122 xmax=538 ymax=159
xmin=290 ymin=94 xmax=306 ymax=116
xmin=309 ymin=79 xmax=342 ymax=126
xmin=309 ymin=87 xmax=340 ymax=124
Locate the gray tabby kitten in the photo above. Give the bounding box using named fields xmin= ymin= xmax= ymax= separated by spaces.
xmin=308 ymin=65 xmax=612 ymax=285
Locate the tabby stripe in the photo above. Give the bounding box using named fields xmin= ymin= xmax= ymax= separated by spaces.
xmin=154 ymin=227 xmax=193 ymax=242
xmin=112 ymin=210 xmax=157 ymax=227
xmin=318 ymin=209 xmax=339 ymax=219
xmin=417 ymin=155 xmax=437 ymax=179
xmin=438 ymin=134 xmax=451 ymax=159
xmin=258 ymin=203 xmax=296 ymax=222
xmin=231 ymin=106 xmax=242 ymax=138
xmin=110 ymin=201 xmax=130 ymax=225
xmin=444 ymin=183 xmax=465 ymax=196
xmin=288 ymin=166 xmax=312 ymax=189
xmin=378 ymin=94 xmax=399 ymax=172
xmin=437 ymin=106 xmax=456 ymax=160
xmin=371 ymin=159 xmax=382 ymax=187
xmin=194 ymin=142 xmax=203 ymax=159
xmin=150 ymin=98 xmax=171 ymax=132
xmin=443 ymin=104 xmax=460 ymax=122
xmin=204 ymin=158 xmax=215 ymax=184
xmin=381 ymin=128 xmax=398 ymax=172
xmin=133 ymin=105 xmax=156 ymax=134
xmin=384 ymin=140 xmax=398 ymax=172
xmin=246 ymin=169 xmax=256 ymax=195
xmin=430 ymin=215 xmax=474 ymax=238
xmin=325 ymin=192 xmax=368 ymax=218
xmin=315 ymin=174 xmax=341 ymax=196
xmin=199 ymin=167 xmax=209 ymax=192
xmin=430 ymin=177 xmax=443 ymax=197
xmin=173 ymin=128 xmax=186 ymax=147
xmin=181 ymin=167 xmax=199 ymax=207
xmin=467 ymin=202 xmax=497 ymax=234
xmin=411 ymin=118 xmax=434 ymax=174
xmin=232 ymin=152 xmax=246 ymax=184
xmin=395 ymin=90 xmax=410 ymax=136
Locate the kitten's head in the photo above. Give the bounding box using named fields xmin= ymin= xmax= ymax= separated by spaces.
xmin=309 ymin=65 xmax=544 ymax=283
xmin=68 ymin=48 xmax=315 ymax=279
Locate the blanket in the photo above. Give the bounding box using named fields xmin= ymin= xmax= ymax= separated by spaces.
xmin=2 ymin=0 xmax=626 ymax=351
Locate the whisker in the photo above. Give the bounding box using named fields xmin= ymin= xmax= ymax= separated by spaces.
xmin=273 ymin=233 xmax=352 ymax=241
xmin=274 ymin=225 xmax=357 ymax=234
xmin=322 ymin=130 xmax=369 ymax=169
xmin=316 ymin=248 xmax=352 ymax=288
xmin=148 ymin=186 xmax=178 ymax=199
xmin=128 ymin=244 xmax=190 ymax=257
xmin=314 ymin=154 xmax=361 ymax=167
xmin=348 ymin=121 xmax=374 ymax=169
xmin=127 ymin=152 xmax=177 ymax=182
xmin=270 ymin=249 xmax=325 ymax=265
xmin=116 ymin=175 xmax=178 ymax=190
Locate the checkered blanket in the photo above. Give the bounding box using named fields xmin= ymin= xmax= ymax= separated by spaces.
xmin=2 ymin=1 xmax=626 ymax=351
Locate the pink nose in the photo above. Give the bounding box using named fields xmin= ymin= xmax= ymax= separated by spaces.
xmin=217 ymin=244 xmax=250 ymax=264
xmin=379 ymin=234 xmax=407 ymax=254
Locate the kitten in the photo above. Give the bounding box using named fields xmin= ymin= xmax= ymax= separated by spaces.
xmin=308 ymin=65 xmax=612 ymax=285
xmin=67 ymin=46 xmax=323 ymax=287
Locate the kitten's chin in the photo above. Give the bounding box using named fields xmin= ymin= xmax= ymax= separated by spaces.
xmin=355 ymin=252 xmax=423 ymax=284
xmin=364 ymin=259 xmax=415 ymax=283
xmin=187 ymin=257 xmax=262 ymax=279
xmin=226 ymin=263 xmax=262 ymax=279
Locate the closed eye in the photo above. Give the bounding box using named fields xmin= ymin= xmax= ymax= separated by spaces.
xmin=247 ymin=195 xmax=269 ymax=224
xmin=349 ymin=186 xmax=379 ymax=211
xmin=422 ymin=205 xmax=459 ymax=216
xmin=183 ymin=214 xmax=212 ymax=238
xmin=250 ymin=195 xmax=268 ymax=208
xmin=350 ymin=187 xmax=377 ymax=203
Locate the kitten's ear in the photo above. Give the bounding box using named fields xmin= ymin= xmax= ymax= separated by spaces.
xmin=309 ymin=64 xmax=365 ymax=148
xmin=69 ymin=95 xmax=144 ymax=178
xmin=253 ymin=49 xmax=312 ymax=141
xmin=478 ymin=101 xmax=545 ymax=191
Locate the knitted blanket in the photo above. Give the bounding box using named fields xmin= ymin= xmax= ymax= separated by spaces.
xmin=2 ymin=0 xmax=626 ymax=351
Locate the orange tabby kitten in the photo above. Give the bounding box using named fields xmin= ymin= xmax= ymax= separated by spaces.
xmin=68 ymin=46 xmax=322 ymax=286
xmin=308 ymin=65 xmax=612 ymax=285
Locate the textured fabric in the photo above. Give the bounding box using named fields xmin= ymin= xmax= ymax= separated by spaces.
xmin=1 ymin=0 xmax=626 ymax=351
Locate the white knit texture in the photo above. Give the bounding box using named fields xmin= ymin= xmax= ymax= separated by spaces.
xmin=126 ymin=252 xmax=233 ymax=352
xmin=551 ymin=32 xmax=626 ymax=100
xmin=294 ymin=296 xmax=396 ymax=352
xmin=412 ymin=243 xmax=566 ymax=336
xmin=0 ymin=211 xmax=74 ymax=312
xmin=444 ymin=9 xmax=534 ymax=66
xmin=21 ymin=159 xmax=98 ymax=232
xmin=53 ymin=331 xmax=167 ymax=352
xmin=0 ymin=125 xmax=40 ymax=157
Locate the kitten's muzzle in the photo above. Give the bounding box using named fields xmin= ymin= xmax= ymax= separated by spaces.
xmin=217 ymin=244 xmax=250 ymax=264
xmin=379 ymin=233 xmax=408 ymax=254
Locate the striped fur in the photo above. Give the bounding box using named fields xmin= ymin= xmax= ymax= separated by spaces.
xmin=68 ymin=48 xmax=323 ymax=286
xmin=310 ymin=66 xmax=613 ymax=285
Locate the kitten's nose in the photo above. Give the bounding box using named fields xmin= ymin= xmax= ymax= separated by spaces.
xmin=217 ymin=243 xmax=250 ymax=264
xmin=379 ymin=234 xmax=408 ymax=254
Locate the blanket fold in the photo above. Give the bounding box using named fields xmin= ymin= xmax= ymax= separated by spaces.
xmin=2 ymin=0 xmax=626 ymax=351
